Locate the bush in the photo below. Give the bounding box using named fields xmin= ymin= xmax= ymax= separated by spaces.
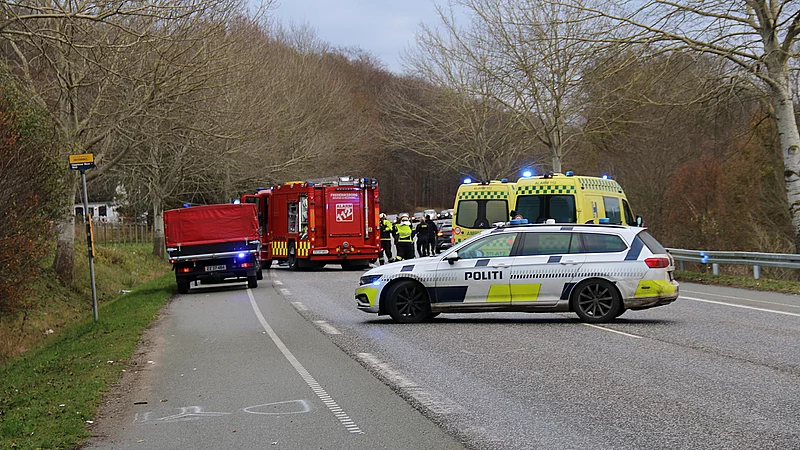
xmin=0 ymin=67 xmax=67 ymax=317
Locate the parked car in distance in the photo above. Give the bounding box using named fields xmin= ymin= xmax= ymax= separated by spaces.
xmin=423 ymin=209 xmax=437 ymax=219
xmin=413 ymin=212 xmax=426 ymax=223
xmin=439 ymin=209 xmax=452 ymax=219
xmin=435 ymin=220 xmax=453 ymax=253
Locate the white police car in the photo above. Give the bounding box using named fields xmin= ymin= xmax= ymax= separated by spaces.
xmin=355 ymin=222 xmax=678 ymax=323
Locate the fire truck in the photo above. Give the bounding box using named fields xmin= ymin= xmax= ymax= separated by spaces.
xmin=242 ymin=177 xmax=381 ymax=270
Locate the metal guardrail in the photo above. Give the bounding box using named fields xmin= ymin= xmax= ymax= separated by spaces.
xmin=666 ymin=248 xmax=800 ymax=279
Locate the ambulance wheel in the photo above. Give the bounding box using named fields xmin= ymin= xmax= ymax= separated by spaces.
xmin=247 ymin=275 xmax=258 ymax=288
xmin=385 ymin=280 xmax=431 ymax=323
xmin=571 ymin=279 xmax=621 ymax=323
xmin=288 ymin=244 xmax=300 ymax=271
xmin=256 ymin=268 xmax=263 ymax=280
xmin=177 ymin=279 xmax=190 ymax=294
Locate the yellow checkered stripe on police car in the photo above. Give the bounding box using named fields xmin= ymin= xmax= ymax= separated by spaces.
xmin=272 ymin=241 xmax=287 ymax=257
xmin=457 ymin=190 xmax=510 ymax=200
xmin=515 ymin=184 xmax=576 ymax=195
xmin=577 ymin=177 xmax=621 ymax=193
xmin=297 ymin=241 xmax=311 ymax=257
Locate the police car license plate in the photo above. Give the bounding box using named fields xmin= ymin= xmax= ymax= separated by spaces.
xmin=205 ymin=265 xmax=226 ymax=271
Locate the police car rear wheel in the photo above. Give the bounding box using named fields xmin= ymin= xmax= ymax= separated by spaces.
xmin=386 ymin=280 xmax=431 ymax=323
xmin=572 ymin=279 xmax=621 ymax=323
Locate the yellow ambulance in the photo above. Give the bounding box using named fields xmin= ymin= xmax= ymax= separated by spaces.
xmin=514 ymin=172 xmax=637 ymax=225
xmin=451 ymin=179 xmax=517 ymax=244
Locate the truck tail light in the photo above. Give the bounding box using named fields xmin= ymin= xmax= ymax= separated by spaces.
xmin=644 ymin=257 xmax=670 ymax=268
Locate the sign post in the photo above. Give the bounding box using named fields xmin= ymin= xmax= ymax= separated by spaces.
xmin=69 ymin=153 xmax=99 ymax=322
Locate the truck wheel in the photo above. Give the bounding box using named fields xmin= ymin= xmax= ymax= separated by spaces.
xmin=177 ymin=279 xmax=190 ymax=294
xmin=247 ymin=275 xmax=258 ymax=288
xmin=263 ymin=259 xmax=273 ymax=270
xmin=256 ymin=268 xmax=263 ymax=280
xmin=288 ymin=244 xmax=300 ymax=271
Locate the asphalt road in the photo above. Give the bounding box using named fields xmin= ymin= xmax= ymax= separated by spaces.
xmin=89 ymin=267 xmax=800 ymax=449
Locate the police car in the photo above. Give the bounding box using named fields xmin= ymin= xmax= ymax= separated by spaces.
xmin=355 ymin=221 xmax=678 ymax=323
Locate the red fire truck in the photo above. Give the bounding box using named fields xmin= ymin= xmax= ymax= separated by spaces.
xmin=242 ymin=177 xmax=381 ymax=270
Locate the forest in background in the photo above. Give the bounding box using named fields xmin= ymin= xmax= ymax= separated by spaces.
xmin=1 ymin=0 xmax=798 ymax=317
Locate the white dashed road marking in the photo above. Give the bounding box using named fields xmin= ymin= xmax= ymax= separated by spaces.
xmin=291 ymin=302 xmax=309 ymax=311
xmin=279 ymin=288 xmax=292 ymax=295
xmin=582 ymin=323 xmax=642 ymax=339
xmin=313 ymin=320 xmax=341 ymax=335
xmin=247 ymin=289 xmax=362 ymax=434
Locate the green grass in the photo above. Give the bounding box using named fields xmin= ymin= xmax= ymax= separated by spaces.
xmin=0 ymin=273 xmax=175 ymax=450
xmin=675 ymin=270 xmax=800 ymax=294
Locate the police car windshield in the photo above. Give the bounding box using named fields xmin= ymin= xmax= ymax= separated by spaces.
xmin=456 ymin=200 xmax=508 ymax=229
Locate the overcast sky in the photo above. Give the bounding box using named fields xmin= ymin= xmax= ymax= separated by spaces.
xmin=271 ymin=0 xmax=445 ymax=74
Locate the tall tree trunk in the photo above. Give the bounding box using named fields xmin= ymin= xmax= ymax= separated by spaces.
xmin=53 ymin=178 xmax=80 ymax=282
xmin=768 ymin=67 xmax=800 ymax=253
xmin=152 ymin=197 xmax=165 ymax=258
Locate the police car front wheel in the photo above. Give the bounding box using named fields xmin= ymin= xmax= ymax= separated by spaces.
xmin=571 ymin=279 xmax=622 ymax=323
xmin=385 ymin=280 xmax=432 ymax=323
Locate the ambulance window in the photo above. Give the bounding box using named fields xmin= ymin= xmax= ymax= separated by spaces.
xmin=603 ymin=197 xmax=622 ymax=224
xmin=549 ymin=196 xmax=576 ymax=223
xmin=485 ymin=200 xmax=508 ymax=224
xmin=518 ymin=232 xmax=579 ymax=256
xmin=622 ymin=199 xmax=635 ymax=226
xmin=456 ymin=200 xmax=478 ymax=228
xmin=459 ymin=233 xmax=518 ymax=259
xmin=580 ymin=233 xmax=627 ymax=253
xmin=516 ymin=195 xmax=576 ymax=223
xmin=515 ymin=196 xmax=542 ymax=223
xmin=287 ymin=202 xmax=298 ymax=233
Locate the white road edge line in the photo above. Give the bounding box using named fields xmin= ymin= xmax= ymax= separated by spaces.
xmin=582 ymin=323 xmax=642 ymax=339
xmin=291 ymin=301 xmax=309 ymax=311
xmin=313 ymin=320 xmax=342 ymax=335
xmin=681 ymin=295 xmax=800 ymax=317
xmin=681 ymin=290 xmax=800 ymax=310
xmin=279 ymin=288 xmax=292 ymax=295
xmin=247 ymin=289 xmax=363 ymax=434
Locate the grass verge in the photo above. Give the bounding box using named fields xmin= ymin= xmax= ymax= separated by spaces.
xmin=675 ymin=270 xmax=800 ymax=295
xmin=0 ymin=273 xmax=175 ymax=450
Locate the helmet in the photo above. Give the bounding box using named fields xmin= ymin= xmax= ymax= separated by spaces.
xmin=401 ymin=214 xmax=409 ymax=219
xmin=380 ymin=212 xmax=386 ymax=219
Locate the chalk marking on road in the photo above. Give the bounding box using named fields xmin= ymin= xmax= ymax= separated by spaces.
xmin=248 ymin=289 xmax=363 ymax=434
xmin=274 ymin=280 xmax=283 ymax=285
xmin=356 ymin=352 xmax=454 ymax=415
xmin=681 ymin=295 xmax=800 ymax=317
xmin=682 ymin=290 xmax=800 ymax=310
xmin=291 ymin=301 xmax=309 ymax=311
xmin=243 ymin=400 xmax=310 ymax=415
xmin=279 ymin=288 xmax=292 ymax=295
xmin=155 ymin=406 xmax=231 ymax=423
xmin=313 ymin=320 xmax=341 ymax=335
xmin=582 ymin=323 xmax=643 ymax=339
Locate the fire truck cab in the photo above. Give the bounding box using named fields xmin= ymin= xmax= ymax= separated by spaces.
xmin=243 ymin=177 xmax=381 ymax=271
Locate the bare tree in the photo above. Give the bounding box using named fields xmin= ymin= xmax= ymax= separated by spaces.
xmin=560 ymin=0 xmax=800 ymax=249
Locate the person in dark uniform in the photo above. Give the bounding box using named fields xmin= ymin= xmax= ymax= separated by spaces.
xmin=425 ymin=215 xmax=438 ymax=255
xmin=414 ymin=215 xmax=431 ymax=257
xmin=379 ymin=213 xmax=396 ymax=265
xmin=395 ymin=215 xmax=414 ymax=260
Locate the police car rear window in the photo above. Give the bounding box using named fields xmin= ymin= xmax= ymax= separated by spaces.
xmin=637 ymin=230 xmax=667 ymax=254
xmin=580 ymin=233 xmax=627 ymax=253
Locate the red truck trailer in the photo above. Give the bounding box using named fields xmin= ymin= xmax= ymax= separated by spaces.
xmin=164 ymin=203 xmax=261 ymax=294
xmin=242 ymin=176 xmax=381 ymax=270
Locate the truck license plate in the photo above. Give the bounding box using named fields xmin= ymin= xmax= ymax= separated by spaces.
xmin=205 ymin=265 xmax=226 ymax=271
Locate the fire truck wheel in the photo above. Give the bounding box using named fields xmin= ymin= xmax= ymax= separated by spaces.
xmin=177 ymin=279 xmax=190 ymax=294
xmin=247 ymin=274 xmax=258 ymax=288
xmin=288 ymin=244 xmax=300 ymax=271
xmin=263 ymin=259 xmax=273 ymax=270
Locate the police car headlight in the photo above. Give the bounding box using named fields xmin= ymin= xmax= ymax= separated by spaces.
xmin=360 ymin=274 xmax=383 ymax=286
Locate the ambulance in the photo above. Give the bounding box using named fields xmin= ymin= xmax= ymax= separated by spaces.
xmin=514 ymin=172 xmax=638 ymax=226
xmin=451 ymin=179 xmax=517 ymax=245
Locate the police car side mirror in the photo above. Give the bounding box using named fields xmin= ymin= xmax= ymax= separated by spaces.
xmin=445 ymin=252 xmax=460 ymax=265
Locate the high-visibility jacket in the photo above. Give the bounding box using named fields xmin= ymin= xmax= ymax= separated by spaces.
xmin=396 ymin=223 xmax=413 ymax=243
xmin=380 ymin=219 xmax=395 ymax=240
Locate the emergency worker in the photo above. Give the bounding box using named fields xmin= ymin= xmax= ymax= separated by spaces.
xmin=414 ymin=216 xmax=431 ymax=257
xmin=395 ymin=214 xmax=415 ymax=260
xmin=425 ymin=215 xmax=438 ymax=255
xmin=379 ymin=213 xmax=396 ymax=265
